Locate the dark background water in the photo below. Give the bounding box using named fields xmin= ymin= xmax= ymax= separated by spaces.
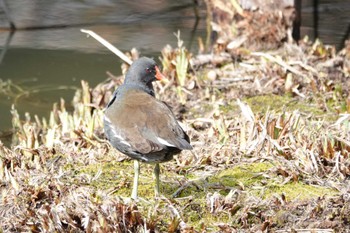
xmin=0 ymin=0 xmax=349 ymax=134
xmin=0 ymin=0 xmax=207 ymax=133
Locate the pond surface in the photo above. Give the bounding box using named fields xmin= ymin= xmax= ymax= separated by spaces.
xmin=0 ymin=0 xmax=349 ymax=135
xmin=0 ymin=0 xmax=207 ymax=134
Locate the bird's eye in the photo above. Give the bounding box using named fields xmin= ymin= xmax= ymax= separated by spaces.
xmin=145 ymin=68 xmax=151 ymax=73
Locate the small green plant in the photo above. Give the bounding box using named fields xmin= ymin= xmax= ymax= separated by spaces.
xmin=174 ymin=31 xmax=190 ymax=104
xmin=174 ymin=31 xmax=188 ymax=88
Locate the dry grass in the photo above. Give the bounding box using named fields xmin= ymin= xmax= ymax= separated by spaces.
xmin=1 ymin=39 xmax=349 ymax=231
xmin=1 ymin=1 xmax=350 ymax=232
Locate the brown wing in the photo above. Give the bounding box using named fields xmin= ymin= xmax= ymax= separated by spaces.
xmin=104 ymin=89 xmax=191 ymax=155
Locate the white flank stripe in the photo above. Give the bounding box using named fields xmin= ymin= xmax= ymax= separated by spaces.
xmin=112 ymin=129 xmax=131 ymax=146
xmin=105 ymin=116 xmax=131 ymax=147
xmin=103 ymin=116 xmax=112 ymax=123
xmin=156 ymin=137 xmax=175 ymax=147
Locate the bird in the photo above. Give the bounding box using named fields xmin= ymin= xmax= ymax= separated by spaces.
xmin=104 ymin=57 xmax=192 ymax=199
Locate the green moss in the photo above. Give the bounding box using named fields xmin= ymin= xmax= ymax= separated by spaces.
xmin=207 ymin=162 xmax=337 ymax=201
xmin=243 ymin=93 xmax=349 ymax=120
xmin=72 ymin=160 xmax=133 ymax=196
xmin=219 ymin=104 xmax=238 ymax=114
xmin=245 ymin=94 xmax=326 ymax=116
xmin=208 ymin=162 xmax=274 ymax=194
xmin=264 ymin=181 xmax=338 ymax=201
xmin=67 ymin=157 xmax=186 ymax=199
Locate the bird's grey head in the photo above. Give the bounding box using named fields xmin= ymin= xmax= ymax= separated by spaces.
xmin=125 ymin=57 xmax=164 ymax=86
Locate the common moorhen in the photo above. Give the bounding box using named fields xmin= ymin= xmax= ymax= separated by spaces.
xmin=104 ymin=57 xmax=192 ymax=199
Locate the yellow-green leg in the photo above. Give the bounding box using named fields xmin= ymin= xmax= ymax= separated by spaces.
xmin=154 ymin=163 xmax=160 ymax=197
xmin=131 ymin=160 xmax=140 ymax=199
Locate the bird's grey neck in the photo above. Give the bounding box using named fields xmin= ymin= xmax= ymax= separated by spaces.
xmin=121 ymin=82 xmax=155 ymax=96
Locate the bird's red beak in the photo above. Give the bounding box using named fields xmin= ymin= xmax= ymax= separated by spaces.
xmin=155 ymin=66 xmax=166 ymax=80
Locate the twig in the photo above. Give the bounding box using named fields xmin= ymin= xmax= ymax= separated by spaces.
xmin=0 ymin=30 xmax=14 ymax=64
xmin=80 ymin=29 xmax=132 ymax=65
xmin=251 ymin=52 xmax=305 ymax=78
xmin=190 ymin=53 xmax=232 ymax=66
xmin=288 ymin=60 xmax=318 ymax=75
xmin=333 ymin=136 xmax=350 ymax=147
xmin=212 ymin=76 xmax=254 ymax=87
xmin=230 ymin=0 xmax=245 ymax=17
xmin=0 ymin=0 xmax=15 ymax=30
xmin=172 ymin=180 xmax=201 ymax=198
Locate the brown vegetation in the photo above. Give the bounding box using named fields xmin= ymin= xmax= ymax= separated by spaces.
xmin=1 ymin=0 xmax=350 ymax=232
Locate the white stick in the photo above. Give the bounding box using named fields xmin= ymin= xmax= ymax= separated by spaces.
xmin=251 ymin=52 xmax=304 ymax=78
xmin=80 ymin=29 xmax=133 ymax=65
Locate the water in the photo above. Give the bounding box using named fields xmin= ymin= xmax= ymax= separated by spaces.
xmin=0 ymin=0 xmax=207 ymax=133
xmin=0 ymin=0 xmax=349 ymax=135
xmin=300 ymin=0 xmax=350 ymax=50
